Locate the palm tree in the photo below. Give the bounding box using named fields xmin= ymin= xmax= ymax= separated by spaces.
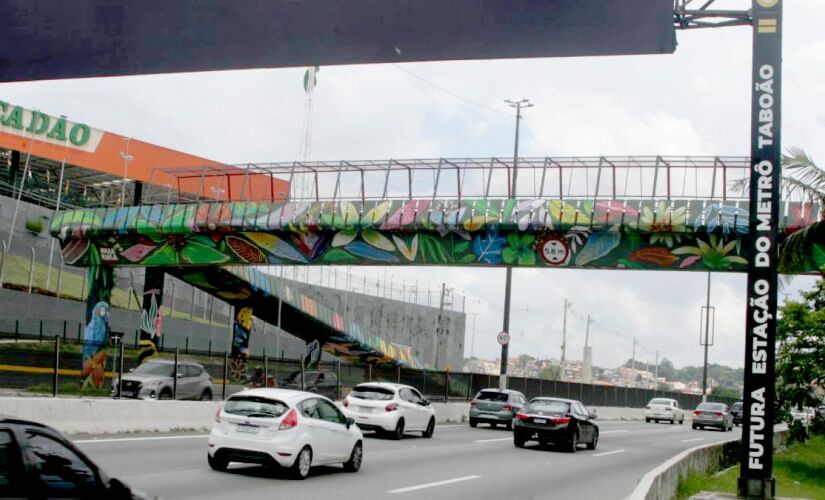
xmin=732 ymin=147 xmax=825 ymax=275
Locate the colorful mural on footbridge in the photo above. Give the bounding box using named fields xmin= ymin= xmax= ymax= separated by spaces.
xmin=52 ymin=198 xmax=823 ymax=387
xmin=52 ymin=198 xmax=822 ymax=272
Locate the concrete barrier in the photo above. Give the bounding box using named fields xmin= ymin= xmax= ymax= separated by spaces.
xmin=0 ymin=396 xmax=651 ymax=435
xmin=626 ymin=426 xmax=788 ymax=500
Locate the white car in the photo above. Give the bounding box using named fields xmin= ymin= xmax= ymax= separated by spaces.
xmin=645 ymin=397 xmax=685 ymax=424
xmin=208 ymin=388 xmax=363 ymax=479
xmin=342 ymin=382 xmax=436 ymax=440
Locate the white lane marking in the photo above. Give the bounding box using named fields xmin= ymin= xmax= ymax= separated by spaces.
xmin=681 ymin=438 xmax=704 ymax=443
xmin=74 ymin=434 xmax=209 ymax=444
xmin=600 ymin=429 xmax=628 ymax=434
xmin=473 ymin=437 xmax=512 ymax=443
xmin=389 ymin=475 xmax=481 ymax=494
xmin=592 ymin=449 xmax=626 ymax=457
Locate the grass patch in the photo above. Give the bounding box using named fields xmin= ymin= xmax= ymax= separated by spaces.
xmin=26 ymin=381 xmax=110 ymax=397
xmin=676 ymin=435 xmax=825 ymax=499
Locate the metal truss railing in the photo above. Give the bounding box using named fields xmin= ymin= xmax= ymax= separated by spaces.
xmin=142 ymin=155 xmax=767 ymax=205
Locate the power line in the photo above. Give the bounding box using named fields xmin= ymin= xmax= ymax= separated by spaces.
xmin=393 ymin=64 xmax=511 ymax=116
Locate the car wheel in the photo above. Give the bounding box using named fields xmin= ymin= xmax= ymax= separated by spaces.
xmin=514 ymin=433 xmax=526 ymax=448
xmin=505 ymin=418 xmax=514 ymax=431
xmin=490 ymin=422 xmax=497 ymax=429
xmin=567 ymin=431 xmax=578 ymax=453
xmin=586 ymin=430 xmax=599 ymax=450
xmin=200 ymin=389 xmax=212 ymax=401
xmin=158 ymin=389 xmax=172 ymax=400
xmin=291 ymin=446 xmax=312 ymax=480
xmin=207 ymin=453 xmax=228 ymax=472
xmin=692 ymin=424 xmax=698 ymax=430
xmin=670 ymin=418 xmax=675 ymax=425
xmin=680 ymin=417 xmax=684 ymax=425
xmin=645 ymin=418 xmax=651 ymax=423
xmin=391 ymin=418 xmax=405 ymax=440
xmin=422 ymin=417 xmax=435 ymax=438
xmin=343 ymin=442 xmax=362 ymax=472
xmin=469 ymin=418 xmax=478 ymax=428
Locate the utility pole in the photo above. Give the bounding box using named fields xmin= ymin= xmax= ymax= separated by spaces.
xmin=435 ymin=283 xmax=446 ymax=369
xmin=561 ymin=298 xmax=568 ymax=381
xmin=630 ymin=337 xmax=638 ymax=388
xmin=654 ymin=350 xmax=660 ymax=389
xmin=499 ymin=98 xmax=533 ymax=387
xmin=701 ymin=272 xmax=713 ymax=402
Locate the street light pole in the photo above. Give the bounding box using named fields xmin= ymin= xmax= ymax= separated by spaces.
xmin=499 ymin=98 xmax=532 ymax=387
xmin=701 ymin=272 xmax=712 ymax=402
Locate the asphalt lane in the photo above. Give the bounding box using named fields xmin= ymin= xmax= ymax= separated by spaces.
xmin=75 ymin=421 xmax=742 ymax=500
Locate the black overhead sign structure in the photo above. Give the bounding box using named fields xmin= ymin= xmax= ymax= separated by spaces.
xmin=0 ymin=0 xmax=675 ymax=82
xmin=740 ymin=1 xmax=782 ymax=498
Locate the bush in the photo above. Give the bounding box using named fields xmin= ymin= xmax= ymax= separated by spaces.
xmin=25 ymin=218 xmax=43 ymax=235
xmin=811 ymin=415 xmax=825 ymax=436
xmin=788 ymin=419 xmax=809 ymax=444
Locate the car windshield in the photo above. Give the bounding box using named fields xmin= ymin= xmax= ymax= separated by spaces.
xmin=649 ymin=398 xmax=672 ymax=405
xmin=528 ymin=400 xmax=570 ymax=414
xmin=224 ymin=396 xmax=289 ymax=418
xmin=350 ymin=386 xmax=395 ymax=400
xmin=476 ymin=391 xmax=509 ymax=402
xmin=697 ymin=403 xmax=726 ymax=412
xmin=132 ymin=363 xmax=174 ymax=377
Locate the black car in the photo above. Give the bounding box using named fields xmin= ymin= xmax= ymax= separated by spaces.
xmin=730 ymin=401 xmax=744 ymax=426
xmin=513 ymin=397 xmax=599 ymax=453
xmin=0 ymin=415 xmax=152 ymax=499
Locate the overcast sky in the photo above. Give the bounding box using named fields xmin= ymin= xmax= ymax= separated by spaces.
xmin=2 ymin=0 xmax=821 ymax=370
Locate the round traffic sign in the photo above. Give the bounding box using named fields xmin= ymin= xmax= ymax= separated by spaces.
xmin=497 ymin=331 xmax=510 ymax=346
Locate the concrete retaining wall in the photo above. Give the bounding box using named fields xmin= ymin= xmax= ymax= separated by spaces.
xmin=0 ymin=397 xmax=648 ymax=435
xmin=626 ymin=426 xmax=788 ymax=500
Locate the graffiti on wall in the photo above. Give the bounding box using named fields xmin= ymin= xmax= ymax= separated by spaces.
xmin=51 ymin=199 xmax=823 ymax=273
xmin=137 ymin=268 xmax=165 ymax=365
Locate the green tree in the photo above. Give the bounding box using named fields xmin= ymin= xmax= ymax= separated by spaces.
xmin=776 ymin=280 xmax=825 ymax=422
xmin=710 ymin=385 xmax=741 ymax=401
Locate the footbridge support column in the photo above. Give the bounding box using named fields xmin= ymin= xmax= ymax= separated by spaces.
xmin=82 ymin=266 xmax=113 ymax=389
xmin=230 ymin=304 xmax=254 ymax=384
xmin=137 ymin=268 xmax=165 ymax=364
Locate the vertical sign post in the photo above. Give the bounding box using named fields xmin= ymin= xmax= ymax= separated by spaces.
xmin=739 ymin=1 xmax=782 ymax=498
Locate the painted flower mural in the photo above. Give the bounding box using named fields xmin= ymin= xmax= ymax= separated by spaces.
xmin=50 ymin=198 xmax=821 ymax=274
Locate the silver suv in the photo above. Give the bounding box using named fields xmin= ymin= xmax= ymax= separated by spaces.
xmin=113 ymin=359 xmax=214 ymax=401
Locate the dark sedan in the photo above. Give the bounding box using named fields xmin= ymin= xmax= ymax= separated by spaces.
xmin=0 ymin=415 xmax=153 ymax=499
xmin=513 ymin=397 xmax=599 ymax=453
xmin=730 ymin=401 xmax=744 ymax=426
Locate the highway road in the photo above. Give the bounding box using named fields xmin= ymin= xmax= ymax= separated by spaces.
xmin=75 ymin=420 xmax=741 ymax=500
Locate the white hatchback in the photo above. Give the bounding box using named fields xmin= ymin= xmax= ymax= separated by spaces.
xmin=208 ymin=388 xmax=363 ymax=479
xmin=343 ymin=383 xmax=436 ymax=439
xmin=645 ymin=397 xmax=685 ymax=424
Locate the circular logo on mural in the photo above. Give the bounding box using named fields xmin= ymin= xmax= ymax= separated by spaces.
xmin=539 ymin=236 xmax=569 ymax=265
xmin=756 ymin=0 xmax=779 ymax=8
xmin=497 ymin=331 xmax=510 ymax=346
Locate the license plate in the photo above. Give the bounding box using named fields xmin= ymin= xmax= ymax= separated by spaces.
xmin=121 ymin=391 xmax=134 ymax=398
xmin=533 ymin=418 xmax=547 ymax=424
xmin=236 ymin=424 xmax=259 ymax=434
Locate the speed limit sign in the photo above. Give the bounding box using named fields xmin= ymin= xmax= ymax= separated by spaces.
xmin=497 ymin=331 xmax=510 ymax=346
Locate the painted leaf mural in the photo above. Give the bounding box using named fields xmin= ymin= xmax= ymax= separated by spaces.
xmin=49 ymin=198 xmax=821 ymax=273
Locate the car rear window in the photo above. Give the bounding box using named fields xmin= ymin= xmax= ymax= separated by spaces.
xmin=350 ymin=386 xmax=395 ymax=400
xmin=224 ymin=396 xmax=289 ymax=418
xmin=696 ymin=403 xmax=726 ymax=412
xmin=649 ymin=398 xmax=672 ymax=405
xmin=731 ymin=403 xmax=743 ymax=411
xmin=528 ymin=400 xmax=570 ymax=413
xmin=476 ymin=391 xmax=509 ymax=402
